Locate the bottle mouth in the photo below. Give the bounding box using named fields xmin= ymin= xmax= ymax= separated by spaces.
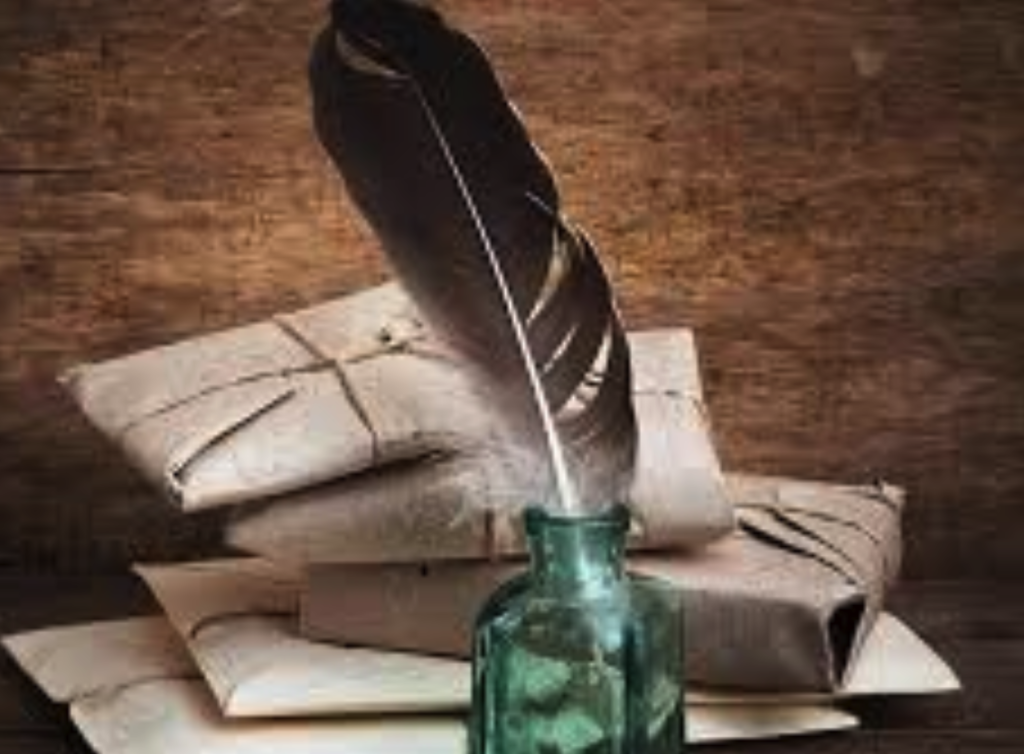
xmin=524 ymin=503 xmax=631 ymax=535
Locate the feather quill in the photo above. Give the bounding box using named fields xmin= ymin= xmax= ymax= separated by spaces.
xmin=310 ymin=0 xmax=636 ymax=513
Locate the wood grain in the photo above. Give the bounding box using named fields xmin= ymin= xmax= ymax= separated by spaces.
xmin=1 ymin=0 xmax=1022 ymax=573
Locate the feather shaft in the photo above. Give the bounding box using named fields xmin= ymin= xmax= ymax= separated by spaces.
xmin=411 ymin=82 xmax=580 ymax=513
xmin=311 ymin=0 xmax=638 ymax=514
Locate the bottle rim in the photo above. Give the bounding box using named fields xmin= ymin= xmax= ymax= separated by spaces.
xmin=523 ymin=503 xmax=631 ymax=534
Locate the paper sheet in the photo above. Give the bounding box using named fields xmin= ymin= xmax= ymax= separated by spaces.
xmin=133 ymin=559 xmax=470 ymax=717
xmin=4 ymin=616 xmax=858 ymax=749
xmin=136 ymin=558 xmax=956 ymax=719
xmin=63 ymin=280 xmax=735 ymax=557
xmin=300 ymin=474 xmax=905 ymax=691
xmin=690 ymin=612 xmax=960 ymax=704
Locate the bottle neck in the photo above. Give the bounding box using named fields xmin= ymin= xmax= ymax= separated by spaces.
xmin=524 ymin=505 xmax=629 ymax=594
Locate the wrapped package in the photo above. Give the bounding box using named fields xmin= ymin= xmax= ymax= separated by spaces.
xmin=132 ymin=559 xmax=470 ymax=717
xmin=3 ymin=617 xmax=467 ymax=754
xmin=61 ymin=282 xmax=734 ymax=562
xmin=130 ymin=557 xmax=954 ymax=721
xmin=2 ymin=616 xmax=862 ymax=747
xmin=301 ymin=474 xmax=905 ymax=692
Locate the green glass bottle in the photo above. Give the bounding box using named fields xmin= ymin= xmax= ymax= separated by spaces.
xmin=470 ymin=504 xmax=684 ymax=754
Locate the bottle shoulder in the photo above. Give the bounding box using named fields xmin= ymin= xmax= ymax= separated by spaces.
xmin=474 ymin=569 xmax=531 ymax=630
xmin=477 ymin=571 xmax=680 ymax=642
xmin=627 ymin=572 xmax=682 ymax=616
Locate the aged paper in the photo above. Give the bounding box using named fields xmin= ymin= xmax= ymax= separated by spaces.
xmin=301 ymin=474 xmax=905 ymax=691
xmin=137 ymin=557 xmax=954 ymax=720
xmin=4 ymin=616 xmax=858 ymax=750
xmin=63 ymin=281 xmax=735 ymax=559
xmin=689 ymin=612 xmax=959 ymax=704
xmin=133 ymin=559 xmax=470 ymax=717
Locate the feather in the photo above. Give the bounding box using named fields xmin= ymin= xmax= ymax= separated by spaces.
xmin=310 ymin=0 xmax=636 ymax=513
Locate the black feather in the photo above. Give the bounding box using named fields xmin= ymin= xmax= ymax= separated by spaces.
xmin=310 ymin=0 xmax=636 ymax=512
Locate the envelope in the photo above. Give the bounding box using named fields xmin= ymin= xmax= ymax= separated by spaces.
xmin=689 ymin=613 xmax=959 ymax=704
xmin=132 ymin=559 xmax=470 ymax=717
xmin=301 ymin=473 xmax=906 ymax=691
xmin=132 ymin=549 xmax=953 ymax=724
xmin=3 ymin=616 xmax=860 ymax=749
xmin=62 ymin=282 xmax=734 ymax=560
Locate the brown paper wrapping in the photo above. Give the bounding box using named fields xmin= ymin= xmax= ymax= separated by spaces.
xmin=300 ymin=474 xmax=904 ymax=692
xmin=130 ymin=558 xmax=954 ymax=717
xmin=61 ymin=282 xmax=734 ymax=562
xmin=2 ymin=616 xmax=864 ymax=747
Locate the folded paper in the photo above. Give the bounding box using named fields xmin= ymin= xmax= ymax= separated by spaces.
xmin=301 ymin=473 xmax=904 ymax=691
xmin=3 ymin=617 xmax=860 ymax=747
xmin=133 ymin=559 xmax=470 ymax=717
xmin=62 ymin=282 xmax=733 ymax=561
xmin=689 ymin=613 xmax=958 ymax=705
xmin=132 ymin=559 xmax=950 ymax=726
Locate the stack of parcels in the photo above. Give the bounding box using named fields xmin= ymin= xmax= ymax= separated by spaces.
xmin=4 ymin=282 xmax=959 ymax=753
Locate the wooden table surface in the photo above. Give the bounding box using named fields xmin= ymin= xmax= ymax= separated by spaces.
xmin=0 ymin=571 xmax=1020 ymax=753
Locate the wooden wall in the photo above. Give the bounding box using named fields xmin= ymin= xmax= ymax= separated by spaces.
xmin=1 ymin=0 xmax=1021 ymax=577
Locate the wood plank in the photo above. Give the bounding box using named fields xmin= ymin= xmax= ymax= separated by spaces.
xmin=0 ymin=734 xmax=90 ymax=754
xmin=0 ymin=0 xmax=1022 ymax=580
xmin=0 ymin=571 xmax=154 ymax=635
xmin=888 ymin=581 xmax=1024 ymax=641
xmin=710 ymin=730 xmax=1024 ymax=754
xmin=0 ymin=657 xmax=64 ymax=734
